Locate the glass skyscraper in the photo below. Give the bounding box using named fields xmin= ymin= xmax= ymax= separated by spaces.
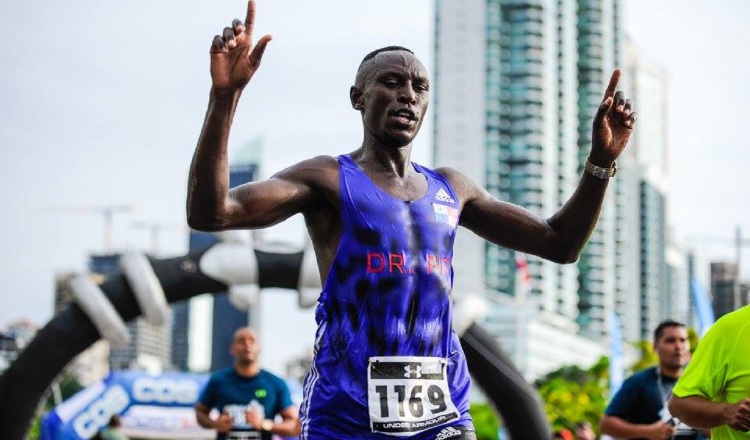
xmin=434 ymin=0 xmax=636 ymax=343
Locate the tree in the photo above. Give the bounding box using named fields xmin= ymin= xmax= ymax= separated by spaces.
xmin=535 ymin=357 xmax=609 ymax=434
xmin=470 ymin=402 xmax=501 ymax=440
xmin=28 ymin=372 xmax=84 ymax=439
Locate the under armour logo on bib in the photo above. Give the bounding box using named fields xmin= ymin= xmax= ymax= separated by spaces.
xmin=404 ymin=365 xmax=422 ymax=378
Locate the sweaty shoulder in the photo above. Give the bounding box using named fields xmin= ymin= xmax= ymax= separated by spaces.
xmin=274 ymin=155 xmax=339 ymax=187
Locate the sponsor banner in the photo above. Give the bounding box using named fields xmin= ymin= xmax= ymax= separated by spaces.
xmin=41 ymin=371 xmax=211 ymax=440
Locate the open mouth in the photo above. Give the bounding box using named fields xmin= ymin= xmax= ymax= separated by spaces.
xmin=392 ymin=109 xmax=417 ymax=124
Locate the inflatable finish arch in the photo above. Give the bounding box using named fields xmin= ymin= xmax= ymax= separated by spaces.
xmin=0 ymin=237 xmax=551 ymax=440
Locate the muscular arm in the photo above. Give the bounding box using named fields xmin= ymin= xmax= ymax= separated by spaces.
xmin=195 ymin=402 xmax=233 ymax=432
xmin=669 ymin=395 xmax=750 ymax=432
xmin=449 ymin=169 xmax=609 ymax=264
xmin=448 ymin=70 xmax=635 ymax=264
xmin=600 ymin=415 xmax=675 ymax=440
xmin=186 ymin=0 xmax=325 ymax=232
xmin=268 ymin=406 xmax=301 ymax=437
xmin=186 ymin=88 xmax=242 ymax=231
xmin=194 ymin=402 xmax=214 ymax=429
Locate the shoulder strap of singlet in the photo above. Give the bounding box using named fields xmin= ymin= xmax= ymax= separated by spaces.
xmin=412 ymin=162 xmax=460 ymax=204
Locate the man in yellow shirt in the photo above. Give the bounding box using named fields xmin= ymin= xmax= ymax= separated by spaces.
xmin=669 ymin=305 xmax=750 ymax=439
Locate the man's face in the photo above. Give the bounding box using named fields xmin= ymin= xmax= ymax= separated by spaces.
xmin=231 ymin=328 xmax=260 ymax=366
xmin=353 ymin=51 xmax=430 ymax=147
xmin=654 ymin=326 xmax=690 ymax=370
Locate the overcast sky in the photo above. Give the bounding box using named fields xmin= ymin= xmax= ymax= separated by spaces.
xmin=1 ymin=0 xmax=748 ymax=373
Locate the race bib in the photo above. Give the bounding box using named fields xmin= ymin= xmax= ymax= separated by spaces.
xmin=368 ymin=356 xmax=460 ymax=436
xmin=226 ymin=432 xmax=262 ymax=440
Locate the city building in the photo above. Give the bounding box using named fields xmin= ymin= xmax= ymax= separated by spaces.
xmin=433 ymin=0 xmax=635 ymax=377
xmin=434 ymin=0 xmax=582 ymax=320
xmin=0 ymin=320 xmax=38 ymax=374
xmin=575 ymin=0 xmax=628 ymax=339
xmin=710 ymin=262 xmax=748 ymax=318
xmin=170 ymin=297 xmax=191 ymax=372
xmin=665 ymin=243 xmax=690 ymax=324
xmin=625 ymin=42 xmax=672 ymax=340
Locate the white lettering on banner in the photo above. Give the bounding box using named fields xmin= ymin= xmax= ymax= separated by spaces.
xmin=132 ymin=377 xmax=199 ymax=404
xmin=73 ymin=385 xmax=130 ymax=438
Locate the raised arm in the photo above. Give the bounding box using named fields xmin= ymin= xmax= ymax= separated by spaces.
xmin=187 ymin=0 xmax=317 ymax=231
xmin=454 ymin=69 xmax=636 ymax=263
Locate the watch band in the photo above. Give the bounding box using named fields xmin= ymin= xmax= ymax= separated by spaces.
xmin=584 ymin=158 xmax=617 ymax=179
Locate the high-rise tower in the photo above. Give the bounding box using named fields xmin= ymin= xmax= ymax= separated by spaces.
xmin=435 ymin=0 xmax=632 ymax=343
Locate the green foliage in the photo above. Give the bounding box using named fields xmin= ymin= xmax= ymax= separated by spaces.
xmin=687 ymin=327 xmax=699 ymax=354
xmin=45 ymin=372 xmax=84 ymax=409
xmin=629 ymin=339 xmax=657 ymax=373
xmin=470 ymin=402 xmax=500 ymax=440
xmin=534 ymin=357 xmax=609 ymax=435
xmin=28 ymin=417 xmax=41 ymax=439
xmin=534 ymin=327 xmax=702 ymax=436
xmin=28 ymin=372 xmax=85 ymax=439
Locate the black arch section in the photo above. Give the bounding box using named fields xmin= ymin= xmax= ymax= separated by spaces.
xmin=0 ymin=246 xmax=550 ymax=440
xmin=0 ymin=247 xmax=228 ymax=440
xmin=461 ymin=321 xmax=552 ymax=440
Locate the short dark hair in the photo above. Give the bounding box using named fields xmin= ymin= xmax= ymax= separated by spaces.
xmin=360 ymin=46 xmax=414 ymax=65
xmin=108 ymin=414 xmax=122 ymax=428
xmin=653 ymin=319 xmax=687 ymax=342
xmin=355 ymin=46 xmax=415 ymax=87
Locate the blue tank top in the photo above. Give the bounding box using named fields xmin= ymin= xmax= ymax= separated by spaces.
xmin=299 ymin=155 xmax=472 ymax=439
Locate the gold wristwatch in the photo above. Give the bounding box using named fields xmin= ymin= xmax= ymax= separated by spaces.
xmin=260 ymin=419 xmax=273 ymax=432
xmin=584 ymin=158 xmax=617 ymax=179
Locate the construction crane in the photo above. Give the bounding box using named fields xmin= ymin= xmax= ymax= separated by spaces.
xmin=39 ymin=205 xmax=134 ymax=253
xmin=129 ymin=220 xmax=184 ymax=256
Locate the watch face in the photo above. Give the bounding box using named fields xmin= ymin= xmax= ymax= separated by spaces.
xmin=261 ymin=420 xmax=273 ymax=431
xmin=585 ymin=159 xmax=616 ymax=179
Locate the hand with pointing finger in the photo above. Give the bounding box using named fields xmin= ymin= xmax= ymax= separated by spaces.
xmin=210 ymin=0 xmax=272 ymax=92
xmin=590 ymin=69 xmax=637 ymax=167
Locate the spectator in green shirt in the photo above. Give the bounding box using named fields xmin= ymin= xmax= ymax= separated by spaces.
xmin=669 ymin=305 xmax=750 ymax=439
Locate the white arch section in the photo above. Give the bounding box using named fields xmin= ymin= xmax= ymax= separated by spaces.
xmin=198 ymin=241 xmax=259 ymax=286
xmin=119 ymin=252 xmax=170 ymax=327
xmin=70 ymin=275 xmax=131 ymax=348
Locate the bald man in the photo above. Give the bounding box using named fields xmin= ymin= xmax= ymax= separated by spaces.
xmin=195 ymin=327 xmax=299 ymax=440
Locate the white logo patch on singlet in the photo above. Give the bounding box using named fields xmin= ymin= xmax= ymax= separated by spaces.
xmin=367 ymin=356 xmax=460 ymax=437
xmin=434 ymin=426 xmax=463 ymax=440
xmin=435 ymin=188 xmax=455 ymax=204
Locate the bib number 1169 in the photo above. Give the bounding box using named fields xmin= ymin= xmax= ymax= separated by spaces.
xmin=368 ymin=356 xmax=460 ymax=436
xmin=374 ymin=384 xmax=447 ymax=418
